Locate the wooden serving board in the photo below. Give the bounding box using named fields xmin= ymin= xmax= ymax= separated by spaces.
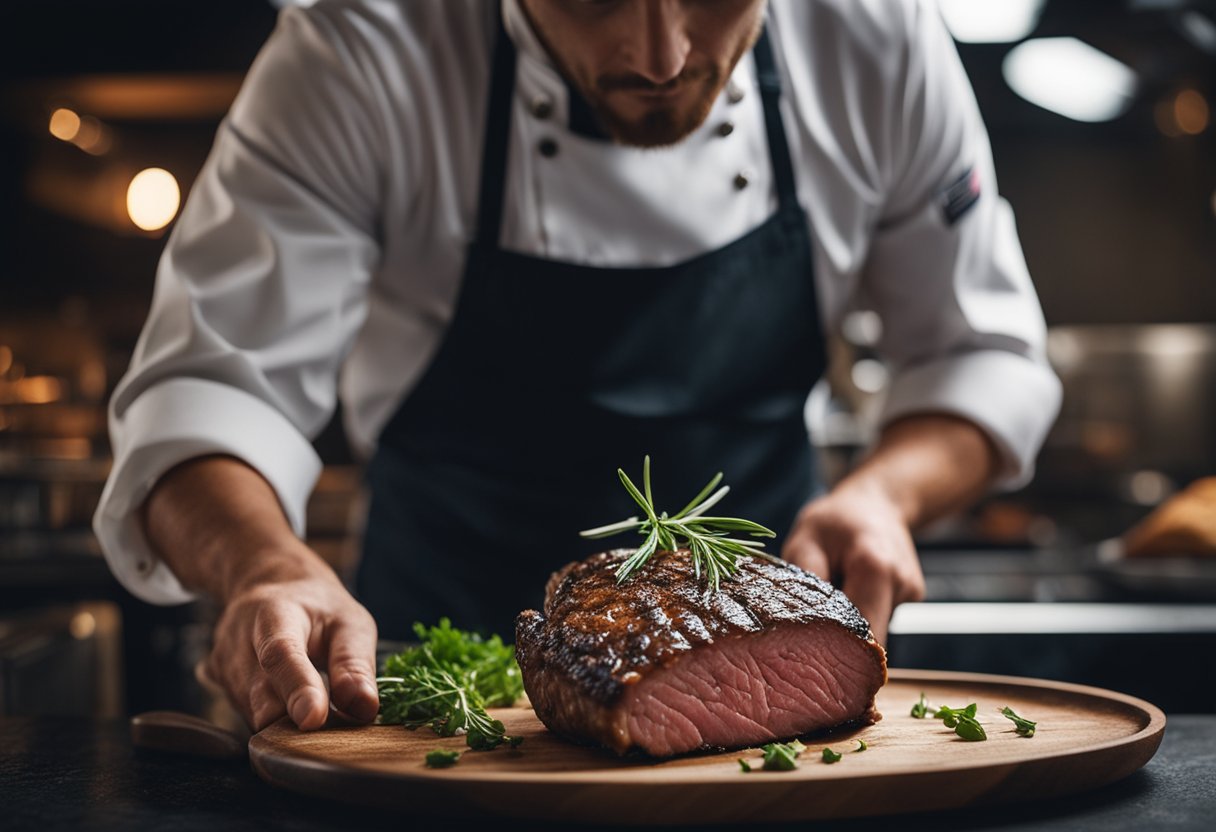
xmin=249 ymin=669 xmax=1165 ymax=824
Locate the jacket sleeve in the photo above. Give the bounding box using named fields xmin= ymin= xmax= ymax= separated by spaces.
xmin=862 ymin=0 xmax=1062 ymax=489
xmin=93 ymin=5 xmax=383 ymax=604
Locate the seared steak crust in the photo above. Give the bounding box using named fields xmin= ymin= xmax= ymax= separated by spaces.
xmin=516 ymin=549 xmax=887 ymax=755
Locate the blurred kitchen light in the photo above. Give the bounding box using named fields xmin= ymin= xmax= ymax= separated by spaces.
xmin=48 ymin=107 xmax=81 ymax=141
xmin=12 ymin=376 xmax=63 ymax=405
xmin=268 ymin=0 xmax=319 ymax=6
xmin=72 ymin=115 xmax=112 ymax=155
xmin=1180 ymin=10 xmax=1216 ymax=56
xmin=1155 ymin=98 xmax=1183 ymax=137
xmin=1003 ymin=38 xmax=1138 ymax=122
xmin=851 ymin=358 xmax=889 ymax=394
xmin=70 ymin=611 xmax=98 ymax=640
xmin=1126 ymin=470 xmax=1174 ymax=506
xmin=1047 ymin=329 xmax=1084 ymax=372
xmin=126 ymin=168 xmax=180 ymax=232
xmin=1139 ymin=325 xmax=1211 ymax=357
xmin=841 ymin=310 xmax=883 ymax=347
xmin=1173 ymin=89 xmax=1210 ymax=135
xmin=0 ymin=346 xmax=12 ymax=375
xmin=936 ymin=0 xmax=1045 ymax=43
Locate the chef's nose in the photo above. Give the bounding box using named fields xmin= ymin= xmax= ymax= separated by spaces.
xmin=630 ymin=0 xmax=691 ymax=85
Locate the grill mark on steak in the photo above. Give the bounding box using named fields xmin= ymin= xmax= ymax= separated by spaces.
xmin=516 ymin=549 xmax=887 ymax=756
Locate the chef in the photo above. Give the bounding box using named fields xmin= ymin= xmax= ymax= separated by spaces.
xmin=94 ymin=0 xmax=1061 ymax=733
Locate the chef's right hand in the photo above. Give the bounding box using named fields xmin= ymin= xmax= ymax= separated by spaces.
xmin=205 ymin=558 xmax=380 ymax=732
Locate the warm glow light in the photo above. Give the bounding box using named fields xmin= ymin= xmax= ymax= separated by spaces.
xmin=126 ymin=168 xmax=180 ymax=231
xmin=14 ymin=376 xmax=63 ymax=404
xmin=49 ymin=108 xmax=81 ymax=141
xmin=1174 ymin=89 xmax=1210 ymax=135
xmin=1003 ymin=38 xmax=1137 ymax=122
xmin=937 ymin=0 xmax=1045 ymax=43
xmin=70 ymin=611 xmax=98 ymax=640
xmin=0 ymin=345 xmax=12 ymax=375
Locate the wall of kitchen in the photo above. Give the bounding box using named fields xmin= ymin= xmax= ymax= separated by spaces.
xmin=1 ymin=0 xmax=1213 ymax=718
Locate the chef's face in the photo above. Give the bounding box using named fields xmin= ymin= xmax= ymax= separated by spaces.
xmin=521 ymin=0 xmax=767 ymax=148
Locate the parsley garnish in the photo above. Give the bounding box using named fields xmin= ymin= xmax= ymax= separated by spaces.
xmin=1001 ymin=706 xmax=1037 ymax=737
xmin=738 ymin=758 xmax=752 ymax=772
xmin=579 ymin=456 xmax=777 ymax=590
xmin=377 ymin=619 xmax=524 ymax=758
xmin=424 ymin=749 xmax=461 ymax=768
xmin=821 ymin=747 xmax=843 ymax=763
xmin=911 ymin=691 xmax=931 ymax=719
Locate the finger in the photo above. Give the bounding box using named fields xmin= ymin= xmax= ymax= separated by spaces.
xmin=782 ymin=533 xmax=832 ymax=582
xmin=252 ymin=603 xmax=330 ymax=730
xmin=840 ymin=556 xmax=895 ymax=647
xmin=248 ymin=673 xmax=288 ymax=731
xmin=324 ymin=613 xmax=380 ymax=723
xmin=209 ymin=641 xmax=263 ymax=730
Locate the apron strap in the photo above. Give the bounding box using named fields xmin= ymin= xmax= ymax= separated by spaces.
xmin=474 ymin=12 xmax=517 ymax=249
xmin=752 ymin=27 xmax=799 ymax=212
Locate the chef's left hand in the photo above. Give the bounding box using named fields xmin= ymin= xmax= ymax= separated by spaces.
xmin=782 ymin=478 xmax=924 ymax=645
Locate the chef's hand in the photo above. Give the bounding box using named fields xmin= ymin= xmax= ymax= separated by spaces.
xmin=781 ymin=414 xmax=1001 ymax=645
xmin=207 ymin=558 xmax=380 ymax=731
xmin=782 ymin=479 xmax=924 ymax=645
xmin=141 ymin=455 xmax=381 ymax=732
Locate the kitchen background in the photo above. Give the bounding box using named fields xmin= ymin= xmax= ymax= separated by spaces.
xmin=1 ymin=0 xmax=1213 ymax=723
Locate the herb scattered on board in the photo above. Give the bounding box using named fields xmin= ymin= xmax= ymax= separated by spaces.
xmin=377 ymin=619 xmax=524 ymax=758
xmin=1001 ymin=706 xmax=1038 ymax=737
xmin=855 ymin=740 xmax=868 ymax=752
xmin=935 ymin=703 xmax=988 ymax=742
xmin=821 ymin=747 xmax=843 ymax=764
xmin=579 ymin=456 xmax=777 ymax=590
xmin=425 ymin=749 xmax=461 ymax=768
xmin=738 ymin=740 xmax=806 ymax=772
xmin=912 ymin=693 xmax=982 ymax=739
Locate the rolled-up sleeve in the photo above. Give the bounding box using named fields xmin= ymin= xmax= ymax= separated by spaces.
xmin=94 ymin=6 xmax=383 ymax=604
xmin=863 ymin=1 xmax=1062 ymax=489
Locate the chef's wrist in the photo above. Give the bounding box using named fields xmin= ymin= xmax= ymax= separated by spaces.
xmin=219 ymin=540 xmax=337 ymax=603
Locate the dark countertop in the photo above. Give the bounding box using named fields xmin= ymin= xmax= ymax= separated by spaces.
xmin=2 ymin=715 xmax=1214 ymax=832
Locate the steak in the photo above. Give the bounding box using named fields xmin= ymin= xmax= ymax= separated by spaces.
xmin=515 ymin=549 xmax=887 ymax=757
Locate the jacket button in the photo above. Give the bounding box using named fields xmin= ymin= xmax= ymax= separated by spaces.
xmin=717 ymin=121 xmax=735 ymax=137
xmin=539 ymin=138 xmax=559 ymax=158
xmin=726 ymin=82 xmax=745 ymax=104
xmin=733 ymin=171 xmax=751 ymax=190
xmin=530 ymin=96 xmax=554 ymax=120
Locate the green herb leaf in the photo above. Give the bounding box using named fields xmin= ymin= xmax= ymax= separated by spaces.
xmin=821 ymin=747 xmax=843 ymax=764
xmin=424 ymin=749 xmax=461 ymax=768
xmin=856 ymin=740 xmax=868 ymax=752
xmin=930 ymin=702 xmax=988 ymax=741
xmin=1001 ymin=706 xmax=1037 ymax=737
xmin=911 ymin=692 xmax=931 ymax=719
xmin=579 ymin=457 xmax=776 ymax=590
xmin=738 ymin=758 xmax=752 ymax=773
xmin=760 ymin=741 xmax=803 ymax=771
xmin=378 ymin=619 xmax=524 ymax=752
xmin=954 ymin=717 xmax=988 ymax=742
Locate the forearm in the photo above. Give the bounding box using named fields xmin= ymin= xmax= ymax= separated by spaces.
xmin=141 ymin=454 xmax=332 ymax=603
xmin=836 ymin=413 xmax=1000 ymax=530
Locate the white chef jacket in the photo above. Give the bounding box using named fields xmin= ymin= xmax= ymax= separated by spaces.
xmin=94 ymin=0 xmax=1063 ymax=605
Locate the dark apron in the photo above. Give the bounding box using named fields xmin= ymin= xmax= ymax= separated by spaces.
xmin=357 ymin=19 xmax=827 ymax=640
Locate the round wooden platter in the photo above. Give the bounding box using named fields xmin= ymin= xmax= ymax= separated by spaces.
xmin=248 ymin=668 xmax=1165 ymax=824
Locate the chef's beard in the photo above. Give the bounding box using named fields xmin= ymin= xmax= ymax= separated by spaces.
xmin=576 ymin=22 xmax=762 ymax=149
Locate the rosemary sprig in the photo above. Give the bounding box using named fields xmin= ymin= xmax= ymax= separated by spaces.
xmin=579 ymin=456 xmax=776 ymax=590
